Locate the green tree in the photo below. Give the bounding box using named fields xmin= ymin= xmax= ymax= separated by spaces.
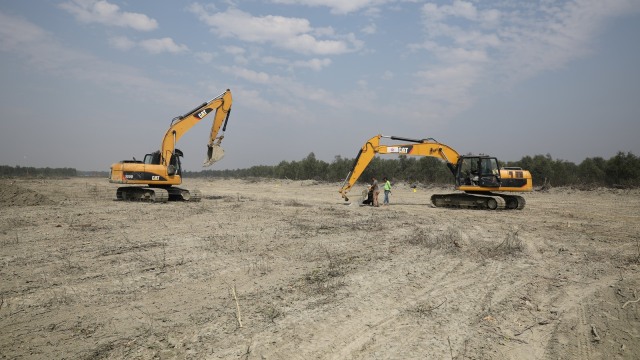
xmin=577 ymin=157 xmax=606 ymax=185
xmin=328 ymin=155 xmax=353 ymax=182
xmin=605 ymin=152 xmax=640 ymax=187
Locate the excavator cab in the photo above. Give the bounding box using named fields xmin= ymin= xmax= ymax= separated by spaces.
xmin=456 ymin=156 xmax=500 ymax=188
xmin=167 ymin=149 xmax=183 ymax=176
xmin=144 ymin=151 xmax=162 ymax=165
xmin=141 ymin=149 xmax=183 ymax=176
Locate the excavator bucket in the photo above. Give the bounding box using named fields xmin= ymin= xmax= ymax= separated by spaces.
xmin=203 ymin=144 xmax=224 ymax=167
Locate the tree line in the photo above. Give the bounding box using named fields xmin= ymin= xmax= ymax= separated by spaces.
xmin=0 ymin=165 xmax=77 ymax=178
xmin=2 ymin=151 xmax=638 ymax=188
xmin=188 ymin=151 xmax=640 ymax=188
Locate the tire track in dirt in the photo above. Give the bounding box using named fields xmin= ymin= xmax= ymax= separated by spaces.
xmin=338 ymin=258 xmax=512 ymax=359
xmin=343 ymin=252 xmax=550 ymax=359
xmin=538 ymin=274 xmax=624 ymax=360
xmin=257 ymin=254 xmax=511 ymax=359
xmin=249 ymin=256 xmax=463 ymax=358
xmin=576 ymin=303 xmax=595 ymax=360
xmin=333 ymin=257 xmax=481 ymax=358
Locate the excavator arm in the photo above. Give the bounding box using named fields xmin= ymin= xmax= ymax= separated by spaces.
xmin=160 ymin=89 xmax=232 ymax=168
xmin=339 ymin=134 xmax=460 ymax=200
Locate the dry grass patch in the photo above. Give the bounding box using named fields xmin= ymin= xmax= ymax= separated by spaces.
xmin=300 ymin=249 xmax=350 ymax=297
xmin=407 ymin=225 xmax=465 ymax=252
xmin=489 ymin=226 xmax=525 ymax=257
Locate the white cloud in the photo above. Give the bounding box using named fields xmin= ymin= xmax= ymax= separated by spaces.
xmin=270 ymin=0 xmax=388 ymax=15
xmin=419 ymin=0 xmax=640 ymax=78
xmin=225 ymin=66 xmax=271 ymax=84
xmin=259 ymin=55 xmax=332 ymax=71
xmin=411 ymin=41 xmax=488 ymax=63
xmin=362 ymin=23 xmax=377 ymax=35
xmin=224 ymin=46 xmax=246 ymax=56
xmin=282 ymin=33 xmax=350 ymax=55
xmin=194 ymin=51 xmax=215 ymax=64
xmin=232 ymin=88 xmax=308 ymax=123
xmin=496 ymin=0 xmax=640 ymax=83
xmin=421 ymin=2 xmax=502 ymax=46
xmin=0 ymin=12 xmax=190 ymax=106
xmin=422 ymin=0 xmax=500 ymax=25
xmin=0 ymin=12 xmax=88 ymax=72
xmin=261 ymin=56 xmax=290 ymax=67
xmin=363 ymin=7 xmax=382 ymax=18
xmin=222 ymin=65 xmax=341 ymax=107
xmin=59 ymin=0 xmax=158 ymax=31
xmin=415 ymin=63 xmax=479 ymax=101
xmin=108 ymin=36 xmax=189 ymax=55
xmin=223 ymin=45 xmax=249 ymax=65
xmin=108 ymin=36 xmax=135 ymax=50
xmin=446 ymin=0 xmax=477 ymax=20
xmin=0 ymin=12 xmax=47 ymax=50
xmin=139 ymin=37 xmax=188 ymax=54
xmin=408 ymin=0 xmax=640 ymax=120
xmin=293 ymin=58 xmax=332 ymax=71
xmin=189 ymin=5 xmax=361 ymax=55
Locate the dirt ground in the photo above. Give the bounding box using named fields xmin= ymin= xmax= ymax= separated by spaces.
xmin=0 ymin=177 xmax=639 ymax=359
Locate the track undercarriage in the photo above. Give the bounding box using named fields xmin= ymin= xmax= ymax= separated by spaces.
xmin=115 ymin=186 xmax=202 ymax=203
xmin=430 ymin=192 xmax=526 ymax=210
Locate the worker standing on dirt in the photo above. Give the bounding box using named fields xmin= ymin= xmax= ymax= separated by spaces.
xmin=383 ymin=177 xmax=391 ymax=205
xmin=371 ymin=177 xmax=380 ymax=207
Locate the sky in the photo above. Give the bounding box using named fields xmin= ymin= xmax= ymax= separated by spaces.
xmin=1 ymin=0 xmax=639 ymax=172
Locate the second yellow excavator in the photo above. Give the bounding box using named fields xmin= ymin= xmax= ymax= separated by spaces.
xmin=339 ymin=134 xmax=532 ymax=210
xmin=109 ymin=89 xmax=233 ymax=202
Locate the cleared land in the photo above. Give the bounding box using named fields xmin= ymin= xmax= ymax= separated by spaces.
xmin=1 ymin=177 xmax=639 ymax=359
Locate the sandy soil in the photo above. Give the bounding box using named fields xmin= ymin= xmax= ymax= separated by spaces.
xmin=1 ymin=177 xmax=639 ymax=359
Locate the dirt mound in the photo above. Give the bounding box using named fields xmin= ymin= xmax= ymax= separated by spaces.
xmin=0 ymin=181 xmax=55 ymax=206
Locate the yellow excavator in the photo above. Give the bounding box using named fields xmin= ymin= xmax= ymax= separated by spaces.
xmin=109 ymin=89 xmax=233 ymax=202
xmin=339 ymin=134 xmax=533 ymax=210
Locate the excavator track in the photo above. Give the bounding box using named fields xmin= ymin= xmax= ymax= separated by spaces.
xmin=115 ymin=187 xmax=202 ymax=202
xmin=430 ymin=192 xmax=507 ymax=210
xmin=116 ymin=187 xmax=169 ymax=203
xmin=496 ymin=194 xmax=526 ymax=210
xmin=166 ymin=187 xmax=202 ymax=202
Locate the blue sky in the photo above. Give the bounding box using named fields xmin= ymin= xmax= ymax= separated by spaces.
xmin=1 ymin=0 xmax=639 ymax=172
